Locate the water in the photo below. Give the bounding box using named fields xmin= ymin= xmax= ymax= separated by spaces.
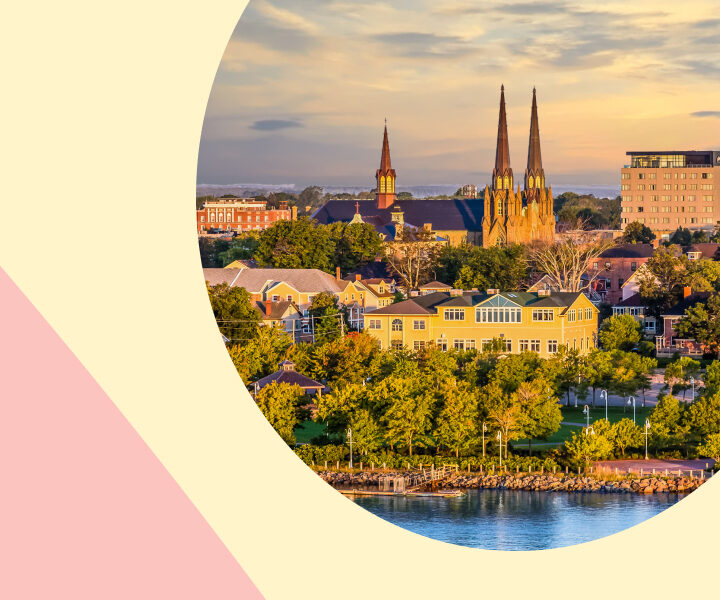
xmin=350 ymin=489 xmax=683 ymax=550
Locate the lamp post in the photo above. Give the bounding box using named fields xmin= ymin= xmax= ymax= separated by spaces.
xmin=482 ymin=421 xmax=488 ymax=458
xmin=574 ymin=373 xmax=580 ymax=408
xmin=627 ymin=396 xmax=636 ymax=424
xmin=583 ymin=404 xmax=590 ymax=428
xmin=497 ymin=431 xmax=503 ymax=467
xmin=600 ymin=389 xmax=608 ymax=421
xmin=644 ymin=419 xmax=651 ymax=460
xmin=690 ymin=377 xmax=695 ymax=404
xmin=347 ymin=428 xmax=353 ymax=469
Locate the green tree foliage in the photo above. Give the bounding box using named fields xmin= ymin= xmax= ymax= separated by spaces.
xmin=702 ymin=361 xmax=720 ymax=398
xmin=381 ymin=377 xmax=434 ymax=455
xmin=255 ymin=382 xmax=303 ymax=445
xmin=328 ymin=222 xmax=384 ymax=273
xmin=554 ymin=192 xmax=620 ymax=230
xmin=687 ymin=259 xmax=720 ymax=292
xmin=544 ymin=346 xmax=582 ymax=406
xmin=316 ymin=382 xmax=366 ymax=436
xmin=308 ymin=292 xmax=347 ymax=344
xmin=206 ymin=283 xmax=260 ymax=343
xmin=349 ymin=409 xmax=383 ymax=455
xmin=668 ymin=227 xmax=692 ymax=246
xmin=290 ymin=332 xmax=380 ymax=385
xmin=481 ymin=382 xmax=522 ymax=457
xmin=674 ymin=294 xmax=720 ymax=357
xmin=609 ymin=418 xmax=642 ymax=457
xmin=298 ymin=186 xmax=324 ymax=211
xmin=564 ymin=428 xmax=613 ymax=467
xmin=435 ymin=244 xmax=528 ymax=290
xmin=255 ymin=218 xmax=335 ymax=272
xmin=514 ymin=379 xmax=562 ymax=453
xmin=216 ymin=233 xmax=261 ymax=266
xmin=685 ymin=392 xmax=720 ymax=438
xmin=637 ymin=245 xmax=688 ymax=316
xmin=697 ymin=433 xmax=720 ymax=461
xmin=228 ymin=326 xmax=292 ymax=383
xmin=664 ymin=357 xmax=701 ymax=399
xmin=435 ymin=380 xmax=479 ymax=457
xmin=649 ymin=395 xmax=688 ymax=451
xmin=621 ymin=221 xmax=656 ymax=244
xmin=599 ymin=314 xmax=642 ymax=351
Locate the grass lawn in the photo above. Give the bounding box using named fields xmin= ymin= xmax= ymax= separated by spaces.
xmin=514 ymin=406 xmax=654 ymax=450
xmin=295 ymin=420 xmax=331 ymax=444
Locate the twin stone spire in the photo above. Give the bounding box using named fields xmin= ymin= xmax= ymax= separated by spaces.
xmin=492 ymin=85 xmax=545 ymax=196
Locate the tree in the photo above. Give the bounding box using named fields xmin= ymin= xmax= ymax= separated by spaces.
xmin=308 ymin=292 xmax=347 ymax=344
xmin=599 ymin=314 xmax=642 ymax=351
xmin=621 ymin=221 xmax=656 ymax=244
xmin=668 ymin=227 xmax=692 ymax=246
xmin=664 ymin=357 xmax=701 ymax=400
xmin=637 ymin=245 xmax=687 ymax=317
xmin=674 ymin=294 xmax=720 ymax=357
xmin=685 ymin=392 xmax=720 ymax=438
xmin=255 ymin=382 xmax=303 ymax=446
xmin=697 ymin=433 xmax=720 ymax=461
xmin=452 ymin=245 xmax=528 ymax=291
xmin=545 ymin=346 xmax=582 ymax=406
xmin=349 ymin=409 xmax=383 ymax=455
xmin=298 ymin=186 xmax=324 ymax=210
xmin=436 ymin=380 xmax=479 ymax=457
xmin=529 ymin=234 xmax=613 ymax=292
xmin=609 ymin=418 xmax=642 ymax=457
xmin=228 ymin=326 xmax=292 ymax=383
xmin=481 ymin=382 xmax=522 ymax=458
xmin=385 ymin=226 xmax=442 ymax=293
xmin=291 ymin=332 xmax=380 ymax=385
xmin=255 ymin=218 xmax=335 ymax=272
xmin=513 ymin=379 xmax=562 ymax=454
xmin=649 ymin=394 xmax=687 ymax=452
xmin=316 ymin=382 xmax=366 ymax=436
xmin=328 ymin=222 xmax=384 ymax=274
xmin=206 ymin=283 xmax=260 ymax=343
xmin=581 ymin=349 xmax=616 ymax=407
xmin=564 ymin=429 xmax=613 ymax=468
xmin=216 ymin=232 xmax=261 ymax=266
xmin=382 ymin=377 xmax=434 ymax=455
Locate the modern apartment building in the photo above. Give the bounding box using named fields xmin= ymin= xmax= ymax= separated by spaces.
xmin=363 ymin=290 xmax=599 ymax=358
xmin=620 ymin=150 xmax=720 ymax=237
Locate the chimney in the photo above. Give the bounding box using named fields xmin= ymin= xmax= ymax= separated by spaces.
xmin=355 ymin=274 xmax=361 ymax=281
xmin=538 ymin=289 xmax=551 ymax=297
xmin=683 ymin=286 xmax=692 ymax=299
xmin=336 ymin=266 xmax=341 ymax=281
xmin=265 ymin=299 xmax=271 ymax=316
xmin=291 ymin=206 xmax=298 ymax=221
xmin=486 ymin=288 xmax=500 ymax=295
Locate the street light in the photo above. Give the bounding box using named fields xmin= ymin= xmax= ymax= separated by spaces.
xmin=482 ymin=421 xmax=488 ymax=458
xmin=627 ymin=396 xmax=636 ymax=424
xmin=690 ymin=377 xmax=695 ymax=404
xmin=599 ymin=389 xmax=608 ymax=421
xmin=583 ymin=404 xmax=590 ymax=428
xmin=497 ymin=430 xmax=503 ymax=467
xmin=644 ymin=419 xmax=651 ymax=460
xmin=584 ymin=425 xmax=595 ymax=436
xmin=347 ymin=428 xmax=353 ymax=469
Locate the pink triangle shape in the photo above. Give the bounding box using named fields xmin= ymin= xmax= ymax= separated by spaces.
xmin=0 ymin=267 xmax=263 ymax=599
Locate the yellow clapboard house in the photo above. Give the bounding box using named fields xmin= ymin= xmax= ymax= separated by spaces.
xmin=364 ymin=291 xmax=599 ymax=358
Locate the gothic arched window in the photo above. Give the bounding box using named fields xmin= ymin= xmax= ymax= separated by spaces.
xmin=380 ymin=176 xmax=386 ymax=194
xmin=528 ymin=175 xmax=534 ymax=188
xmin=503 ymin=175 xmax=509 ymax=189
xmin=496 ymin=176 xmax=502 ymax=190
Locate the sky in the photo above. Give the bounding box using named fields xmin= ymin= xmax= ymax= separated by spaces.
xmin=198 ymin=0 xmax=720 ymax=189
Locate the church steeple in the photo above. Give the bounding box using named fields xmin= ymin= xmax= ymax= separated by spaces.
xmin=376 ymin=120 xmax=397 ymax=209
xmin=492 ymin=85 xmax=513 ymax=192
xmin=524 ymin=87 xmax=545 ymax=195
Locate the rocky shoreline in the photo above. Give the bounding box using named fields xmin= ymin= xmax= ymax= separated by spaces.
xmin=317 ymin=470 xmax=707 ymax=494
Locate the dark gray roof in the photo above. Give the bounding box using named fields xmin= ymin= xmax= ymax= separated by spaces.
xmin=312 ymin=198 xmax=485 ymax=232
xmin=614 ymin=293 xmax=646 ymax=308
xmin=420 ymin=281 xmax=452 ymax=289
xmin=663 ymin=292 xmax=712 ymax=316
xmin=600 ymin=244 xmax=655 ymax=259
xmin=253 ymin=370 xmax=325 ymax=392
xmin=687 ymin=243 xmax=720 ymax=259
xmin=366 ymin=292 xmax=450 ymax=315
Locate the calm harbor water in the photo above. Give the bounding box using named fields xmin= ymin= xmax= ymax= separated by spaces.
xmin=350 ymin=489 xmax=684 ymax=550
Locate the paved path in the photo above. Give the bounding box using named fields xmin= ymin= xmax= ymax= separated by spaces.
xmin=595 ymin=458 xmax=715 ymax=475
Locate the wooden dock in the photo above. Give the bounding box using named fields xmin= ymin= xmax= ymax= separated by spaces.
xmin=339 ymin=489 xmax=466 ymax=499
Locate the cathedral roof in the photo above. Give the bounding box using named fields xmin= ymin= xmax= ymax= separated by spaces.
xmin=494 ymin=85 xmax=511 ymax=173
xmin=526 ymin=87 xmax=542 ymax=172
xmin=312 ymin=198 xmax=485 ymax=232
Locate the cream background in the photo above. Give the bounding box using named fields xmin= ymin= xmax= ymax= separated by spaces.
xmin=1 ymin=2 xmax=718 ymax=598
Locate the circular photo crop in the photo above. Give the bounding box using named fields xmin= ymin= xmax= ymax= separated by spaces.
xmin=197 ymin=0 xmax=720 ymax=550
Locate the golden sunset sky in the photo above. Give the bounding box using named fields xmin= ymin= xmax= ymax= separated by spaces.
xmin=198 ymin=0 xmax=720 ymax=189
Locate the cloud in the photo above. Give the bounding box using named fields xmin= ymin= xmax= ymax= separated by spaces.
xmin=253 ymin=0 xmax=320 ymax=34
xmin=691 ymin=111 xmax=720 ymax=118
xmin=371 ymin=31 xmax=474 ymax=58
xmin=250 ymin=119 xmax=304 ymax=131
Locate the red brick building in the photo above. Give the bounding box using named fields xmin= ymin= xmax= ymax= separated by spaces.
xmin=197 ymin=198 xmax=294 ymax=234
xmin=587 ymin=244 xmax=655 ymax=305
xmin=656 ymin=290 xmax=712 ymax=357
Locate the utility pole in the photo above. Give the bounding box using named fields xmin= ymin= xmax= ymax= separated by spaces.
xmin=347 ymin=428 xmax=353 ymax=469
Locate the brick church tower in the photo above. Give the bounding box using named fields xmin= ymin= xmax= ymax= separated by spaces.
xmin=376 ymin=122 xmax=397 ymax=209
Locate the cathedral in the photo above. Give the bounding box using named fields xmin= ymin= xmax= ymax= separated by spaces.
xmin=481 ymin=86 xmax=555 ymax=246
xmin=312 ymin=86 xmax=555 ymax=248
